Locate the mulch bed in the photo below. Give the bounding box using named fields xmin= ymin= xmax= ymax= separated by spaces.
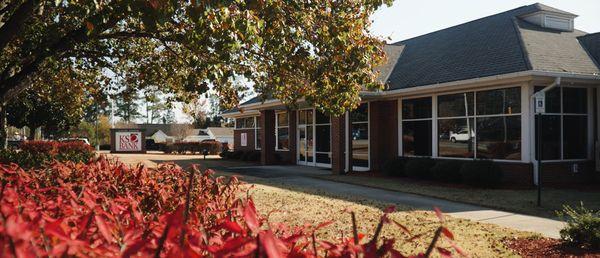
xmin=504 ymin=237 xmax=600 ymax=257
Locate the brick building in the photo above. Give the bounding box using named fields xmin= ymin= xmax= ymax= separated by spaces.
xmin=223 ymin=4 xmax=600 ymax=186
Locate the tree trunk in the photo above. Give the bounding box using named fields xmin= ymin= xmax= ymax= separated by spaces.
xmin=0 ymin=102 xmax=7 ymax=149
xmin=28 ymin=126 xmax=35 ymax=140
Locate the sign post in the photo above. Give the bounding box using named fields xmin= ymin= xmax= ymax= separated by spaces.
xmin=534 ymin=92 xmax=545 ymax=207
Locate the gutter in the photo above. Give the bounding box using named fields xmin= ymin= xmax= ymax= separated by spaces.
xmin=223 ymin=70 xmax=599 ymax=117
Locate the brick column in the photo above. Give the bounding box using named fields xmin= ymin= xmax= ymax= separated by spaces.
xmin=369 ymin=100 xmax=399 ymax=172
xmin=331 ymin=114 xmax=346 ymax=174
xmin=260 ymin=110 xmax=276 ymax=165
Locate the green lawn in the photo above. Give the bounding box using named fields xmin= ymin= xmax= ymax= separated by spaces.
xmin=313 ymin=174 xmax=600 ymax=219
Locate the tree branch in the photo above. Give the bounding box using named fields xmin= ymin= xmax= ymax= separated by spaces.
xmin=0 ymin=0 xmax=38 ymax=52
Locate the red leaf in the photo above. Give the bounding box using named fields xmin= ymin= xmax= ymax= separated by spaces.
xmin=384 ymin=206 xmax=396 ymax=213
xmin=122 ymin=239 xmax=146 ymax=258
xmin=450 ymin=241 xmax=469 ymax=257
xmin=94 ymin=215 xmax=114 ymax=243
xmin=391 ymin=219 xmax=412 ymax=236
xmin=437 ymin=247 xmax=453 ymax=258
xmin=390 ymin=249 xmax=407 ymax=258
xmin=243 ymin=199 xmax=260 ymax=233
xmin=314 ymin=220 xmax=333 ymax=231
xmin=442 ymin=227 xmax=454 ymax=240
xmin=222 ymin=220 xmax=244 ymax=234
xmin=434 ymin=207 xmax=444 ymax=222
xmin=259 ymin=230 xmax=286 ymax=258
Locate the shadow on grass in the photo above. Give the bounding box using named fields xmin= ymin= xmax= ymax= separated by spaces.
xmin=142 ymin=157 xmax=597 ymax=220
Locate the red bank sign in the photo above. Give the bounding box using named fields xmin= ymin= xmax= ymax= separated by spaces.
xmin=115 ymin=132 xmax=142 ymax=152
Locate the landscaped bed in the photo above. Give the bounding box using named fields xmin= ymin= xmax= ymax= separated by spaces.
xmin=314 ymin=174 xmax=600 ymax=219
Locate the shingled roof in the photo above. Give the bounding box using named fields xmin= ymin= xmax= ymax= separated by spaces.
xmin=386 ymin=3 xmax=599 ymax=90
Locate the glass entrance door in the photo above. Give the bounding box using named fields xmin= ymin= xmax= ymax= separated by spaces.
xmin=297 ymin=125 xmax=313 ymax=165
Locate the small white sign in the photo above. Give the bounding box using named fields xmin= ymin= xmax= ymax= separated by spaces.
xmin=115 ymin=131 xmax=142 ymax=152
xmin=535 ymin=93 xmax=545 ymax=114
xmin=240 ymin=133 xmax=247 ymax=147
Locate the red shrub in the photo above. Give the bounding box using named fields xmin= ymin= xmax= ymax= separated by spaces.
xmin=19 ymin=140 xmax=58 ymax=155
xmin=0 ymin=157 xmax=466 ymax=257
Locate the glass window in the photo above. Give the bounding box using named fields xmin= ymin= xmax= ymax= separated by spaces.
xmin=563 ymin=88 xmax=587 ymax=114
xmin=534 ymin=87 xmax=560 ymax=113
xmin=277 ymin=128 xmax=289 ymax=150
xmin=277 ymin=112 xmax=288 ymax=126
xmin=299 ymin=109 xmax=313 ymax=125
xmin=352 ymin=123 xmax=369 ymax=167
xmin=315 ymin=110 xmax=330 ymax=124
xmin=402 ymin=97 xmax=432 ymax=119
xmin=236 ymin=118 xmax=245 ymax=129
xmin=402 ymin=120 xmax=432 ymax=156
xmin=438 ymin=92 xmax=474 ymax=117
xmin=563 ymin=116 xmax=587 ymax=159
xmin=476 ymin=116 xmax=521 ymax=160
xmin=245 ymin=117 xmax=255 ymax=128
xmin=536 ymin=115 xmax=561 ymax=160
xmin=351 ymin=103 xmax=369 ymax=168
xmin=476 ymin=87 xmax=521 ymax=115
xmin=534 ymin=86 xmax=588 ymax=160
xmin=315 ymin=125 xmax=330 ymax=152
xmin=438 ymin=118 xmax=475 ymax=158
xmin=351 ymin=104 xmax=368 ymax=122
xmin=276 ymin=112 xmax=289 ymax=150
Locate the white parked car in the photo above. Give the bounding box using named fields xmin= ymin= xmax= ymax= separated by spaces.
xmin=449 ymin=129 xmax=475 ymax=143
xmin=59 ymin=138 xmax=91 ymax=145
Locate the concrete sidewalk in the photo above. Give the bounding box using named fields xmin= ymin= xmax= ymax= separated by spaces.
xmin=224 ymin=165 xmax=565 ymax=238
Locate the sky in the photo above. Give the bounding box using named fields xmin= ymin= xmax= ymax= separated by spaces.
xmin=370 ymin=0 xmax=600 ymax=43
xmin=169 ymin=0 xmax=600 ymax=123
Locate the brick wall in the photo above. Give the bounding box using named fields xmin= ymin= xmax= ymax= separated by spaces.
xmin=260 ymin=110 xmax=276 ymax=165
xmin=540 ymin=161 xmax=598 ymax=186
xmin=233 ymin=129 xmax=256 ymax=151
xmin=369 ymin=100 xmax=399 ymax=172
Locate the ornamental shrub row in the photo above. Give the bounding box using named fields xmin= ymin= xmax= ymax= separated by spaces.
xmin=159 ymin=141 xmax=223 ymax=155
xmin=383 ymin=157 xmax=503 ymax=187
xmin=0 ymin=140 xmax=95 ymax=168
xmin=0 ymin=157 xmax=465 ymax=257
xmin=220 ymin=149 xmax=261 ymax=162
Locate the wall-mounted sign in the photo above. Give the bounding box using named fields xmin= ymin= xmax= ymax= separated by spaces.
xmin=241 ymin=133 xmax=247 ymax=147
xmin=115 ymin=131 xmax=142 ymax=152
xmin=534 ymin=92 xmax=545 ymax=114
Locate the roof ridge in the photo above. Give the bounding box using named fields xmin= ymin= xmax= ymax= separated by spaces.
xmin=511 ymin=17 xmax=533 ymax=71
xmin=391 ymin=4 xmax=534 ymax=45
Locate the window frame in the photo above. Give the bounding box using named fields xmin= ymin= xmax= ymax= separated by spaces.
xmin=254 ymin=116 xmax=261 ymax=150
xmin=400 ymin=96 xmax=433 ymax=158
xmin=275 ymin=111 xmax=290 ymax=151
xmin=398 ymin=85 xmax=525 ymax=162
xmin=534 ymin=86 xmax=591 ymax=162
xmin=351 ymin=102 xmax=370 ymax=171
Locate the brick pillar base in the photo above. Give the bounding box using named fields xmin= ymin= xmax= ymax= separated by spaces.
xmin=260 ymin=110 xmax=276 ymax=165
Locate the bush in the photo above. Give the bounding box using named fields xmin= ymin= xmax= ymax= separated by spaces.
xmin=0 ymin=158 xmax=464 ymax=257
xmin=459 ymin=160 xmax=503 ymax=187
xmin=430 ymin=160 xmax=464 ymax=183
xmin=168 ymin=141 xmax=222 ymax=155
xmin=382 ymin=157 xmax=406 ymax=177
xmin=230 ymin=150 xmax=244 ymax=159
xmin=241 ymin=151 xmax=261 ymax=162
xmin=0 ymin=141 xmax=94 ymax=168
xmin=404 ymin=158 xmax=435 ymax=179
xmin=558 ymin=203 xmax=600 ymax=249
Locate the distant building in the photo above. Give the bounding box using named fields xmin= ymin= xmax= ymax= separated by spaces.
xmin=113 ymin=123 xmax=233 ymax=146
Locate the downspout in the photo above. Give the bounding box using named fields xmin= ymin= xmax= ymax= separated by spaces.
xmin=530 ymin=76 xmax=561 ymax=186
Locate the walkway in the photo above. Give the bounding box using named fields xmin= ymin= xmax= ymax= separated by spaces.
xmin=222 ymin=165 xmax=565 ymax=238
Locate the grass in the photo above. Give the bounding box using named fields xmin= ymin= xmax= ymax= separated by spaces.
xmin=108 ymin=153 xmax=539 ymax=256
xmin=240 ymin=175 xmax=535 ymax=257
xmin=313 ymin=174 xmax=600 ymax=219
